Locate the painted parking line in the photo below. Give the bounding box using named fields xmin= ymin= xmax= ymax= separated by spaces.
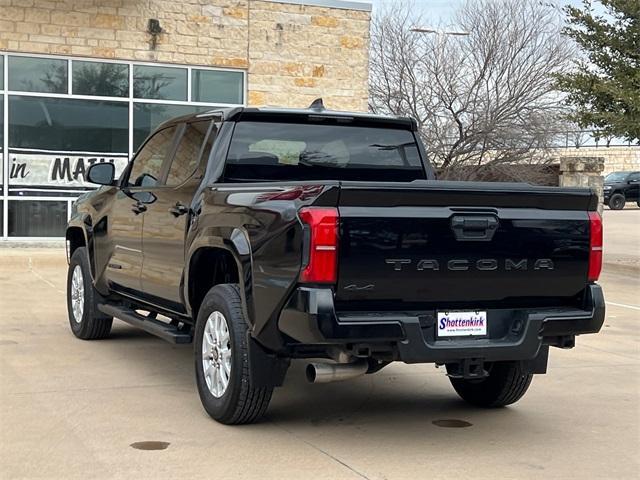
xmin=606 ymin=301 xmax=640 ymax=311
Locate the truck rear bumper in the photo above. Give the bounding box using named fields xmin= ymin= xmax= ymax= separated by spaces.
xmin=277 ymin=284 xmax=605 ymax=363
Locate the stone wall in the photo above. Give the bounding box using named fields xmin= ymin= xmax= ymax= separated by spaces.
xmin=0 ymin=0 xmax=370 ymax=111
xmin=558 ymin=156 xmax=605 ymax=214
xmin=248 ymin=0 xmax=369 ymax=111
xmin=555 ymin=147 xmax=640 ymax=175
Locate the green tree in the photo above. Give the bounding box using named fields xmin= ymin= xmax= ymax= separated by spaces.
xmin=557 ymin=0 xmax=640 ymax=143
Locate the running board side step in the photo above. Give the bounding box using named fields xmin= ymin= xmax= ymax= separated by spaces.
xmin=98 ymin=304 xmax=192 ymax=344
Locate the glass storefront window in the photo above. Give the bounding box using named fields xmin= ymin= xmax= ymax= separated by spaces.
xmin=8 ymin=96 xmax=129 ymax=197
xmin=133 ymin=103 xmax=211 ymax=151
xmin=9 ymin=96 xmax=128 ymax=153
xmin=8 ymin=200 xmax=68 ymax=237
xmin=1 ymin=99 xmax=4 ymax=192
xmin=133 ymin=65 xmax=187 ymax=101
xmin=8 ymin=56 xmax=68 ymax=94
xmin=192 ymin=69 xmax=244 ymax=104
xmin=73 ymin=61 xmax=129 ymax=97
xmin=1 ymin=54 xmax=245 ymax=238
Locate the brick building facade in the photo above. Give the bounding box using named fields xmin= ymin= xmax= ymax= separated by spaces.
xmin=0 ymin=0 xmax=371 ymax=239
xmin=0 ymin=0 xmax=370 ymax=110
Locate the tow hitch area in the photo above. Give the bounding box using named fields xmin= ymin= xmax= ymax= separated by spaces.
xmin=446 ymin=358 xmax=489 ymax=380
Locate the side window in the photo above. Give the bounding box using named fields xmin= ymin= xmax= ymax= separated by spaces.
xmin=628 ymin=173 xmax=640 ymax=182
xmin=128 ymin=126 xmax=177 ymax=187
xmin=166 ymin=121 xmax=213 ymax=186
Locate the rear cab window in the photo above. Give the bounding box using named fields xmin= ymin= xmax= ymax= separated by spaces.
xmin=223 ymin=117 xmax=428 ymax=182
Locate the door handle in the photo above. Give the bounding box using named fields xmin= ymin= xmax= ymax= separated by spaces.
xmin=169 ymin=203 xmax=189 ymax=217
xmin=131 ymin=202 xmax=147 ymax=215
xmin=451 ymin=215 xmax=499 ymax=241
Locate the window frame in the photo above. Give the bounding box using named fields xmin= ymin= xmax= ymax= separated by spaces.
xmin=0 ymin=51 xmax=246 ymax=240
xmin=164 ymin=119 xmax=216 ymax=188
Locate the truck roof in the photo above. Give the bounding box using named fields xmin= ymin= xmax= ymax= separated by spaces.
xmin=158 ymin=106 xmax=418 ymax=131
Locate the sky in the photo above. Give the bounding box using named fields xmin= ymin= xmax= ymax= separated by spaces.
xmin=362 ymin=0 xmax=600 ymax=25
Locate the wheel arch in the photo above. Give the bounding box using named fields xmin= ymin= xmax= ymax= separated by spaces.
xmin=185 ymin=228 xmax=254 ymax=325
xmin=66 ymin=214 xmax=95 ymax=279
xmin=66 ymin=226 xmax=86 ymax=260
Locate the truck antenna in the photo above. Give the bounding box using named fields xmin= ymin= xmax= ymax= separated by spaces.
xmin=308 ymin=98 xmax=325 ymax=110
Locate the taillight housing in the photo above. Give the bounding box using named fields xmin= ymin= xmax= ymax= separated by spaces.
xmin=588 ymin=211 xmax=603 ymax=282
xmin=298 ymin=207 xmax=338 ymax=283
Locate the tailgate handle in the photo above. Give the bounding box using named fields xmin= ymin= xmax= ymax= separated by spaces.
xmin=451 ymin=215 xmax=499 ymax=241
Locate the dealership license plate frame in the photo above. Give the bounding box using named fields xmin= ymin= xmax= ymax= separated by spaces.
xmin=436 ymin=310 xmax=488 ymax=338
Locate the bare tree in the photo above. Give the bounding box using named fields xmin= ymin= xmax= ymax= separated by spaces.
xmin=370 ymin=0 xmax=574 ymax=181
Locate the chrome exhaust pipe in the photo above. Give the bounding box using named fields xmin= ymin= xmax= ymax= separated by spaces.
xmin=305 ymin=360 xmax=368 ymax=384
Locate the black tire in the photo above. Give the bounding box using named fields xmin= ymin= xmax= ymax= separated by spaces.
xmin=448 ymin=361 xmax=533 ymax=408
xmin=608 ymin=193 xmax=626 ymax=210
xmin=194 ymin=284 xmax=273 ymax=425
xmin=67 ymin=247 xmax=113 ymax=340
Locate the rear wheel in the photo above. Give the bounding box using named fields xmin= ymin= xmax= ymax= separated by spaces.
xmin=448 ymin=361 xmax=533 ymax=407
xmin=67 ymin=247 xmax=113 ymax=340
xmin=608 ymin=193 xmax=626 ymax=210
xmin=194 ymin=284 xmax=273 ymax=424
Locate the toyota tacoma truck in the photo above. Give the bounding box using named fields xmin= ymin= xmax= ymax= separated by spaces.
xmin=65 ymin=103 xmax=605 ymax=424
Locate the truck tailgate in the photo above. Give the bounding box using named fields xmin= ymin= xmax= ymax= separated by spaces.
xmin=335 ymin=181 xmax=596 ymax=309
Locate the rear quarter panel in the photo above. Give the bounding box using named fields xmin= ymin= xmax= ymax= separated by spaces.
xmin=187 ymin=182 xmax=339 ymax=349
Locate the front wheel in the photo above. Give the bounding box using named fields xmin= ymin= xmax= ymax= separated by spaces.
xmin=67 ymin=247 xmax=113 ymax=340
xmin=194 ymin=284 xmax=273 ymax=425
xmin=608 ymin=193 xmax=626 ymax=210
xmin=448 ymin=361 xmax=533 ymax=407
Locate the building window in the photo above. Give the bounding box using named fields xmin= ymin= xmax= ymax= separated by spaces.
xmin=9 ymin=96 xmax=129 ymax=153
xmin=0 ymin=52 xmax=245 ymax=239
xmin=133 ymin=65 xmax=187 ymax=101
xmin=72 ymin=60 xmax=129 ymax=97
xmin=8 ymin=56 xmax=68 ymax=94
xmin=1 ymin=98 xmax=4 ymax=196
xmin=192 ymin=69 xmax=244 ymax=104
xmin=8 ymin=200 xmax=68 ymax=237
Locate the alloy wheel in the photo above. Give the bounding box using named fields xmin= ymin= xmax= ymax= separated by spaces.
xmin=202 ymin=311 xmax=232 ymax=397
xmin=70 ymin=265 xmax=84 ymax=323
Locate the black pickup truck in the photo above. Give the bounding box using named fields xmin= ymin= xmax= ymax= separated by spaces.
xmin=66 ymin=104 xmax=605 ymax=424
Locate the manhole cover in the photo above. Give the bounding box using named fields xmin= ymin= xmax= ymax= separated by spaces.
xmin=432 ymin=419 xmax=473 ymax=428
xmin=130 ymin=441 xmax=170 ymax=451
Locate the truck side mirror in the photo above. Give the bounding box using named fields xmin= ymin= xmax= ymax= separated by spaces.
xmin=87 ymin=163 xmax=116 ymax=186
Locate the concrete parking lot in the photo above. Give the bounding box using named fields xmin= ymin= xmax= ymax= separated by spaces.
xmin=1 ymin=209 xmax=638 ymax=479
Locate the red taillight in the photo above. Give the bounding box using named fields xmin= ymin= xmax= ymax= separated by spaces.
xmin=298 ymin=207 xmax=338 ymax=283
xmin=588 ymin=211 xmax=603 ymax=282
